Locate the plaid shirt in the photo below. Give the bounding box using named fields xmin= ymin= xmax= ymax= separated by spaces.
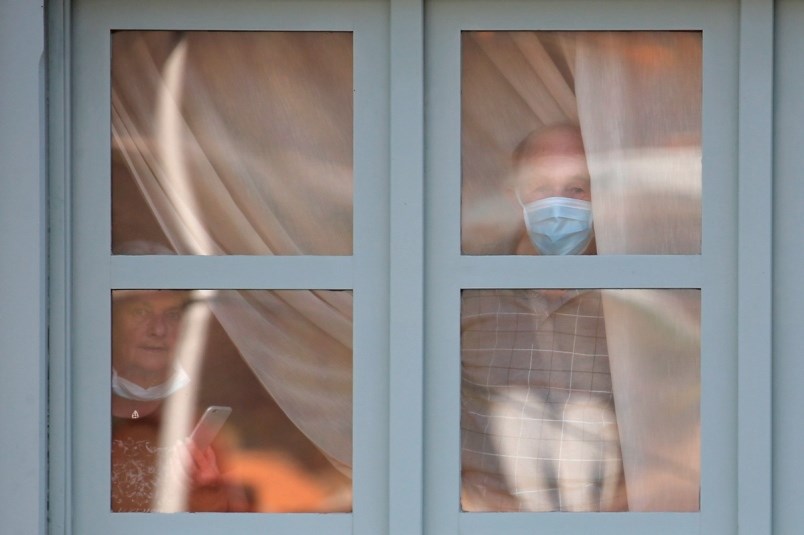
xmin=461 ymin=289 xmax=627 ymax=511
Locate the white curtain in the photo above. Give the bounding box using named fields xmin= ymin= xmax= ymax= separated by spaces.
xmin=112 ymin=31 xmax=702 ymax=506
xmin=575 ymin=32 xmax=702 ymax=511
xmin=460 ymin=31 xmax=701 ymax=510
xmin=461 ymin=31 xmax=580 ymax=254
xmin=112 ymin=31 xmax=354 ymax=256
xmin=112 ymin=31 xmax=355 ymax=468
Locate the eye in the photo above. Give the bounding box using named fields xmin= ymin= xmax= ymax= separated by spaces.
xmin=564 ymin=182 xmax=589 ymax=197
xmin=123 ymin=305 xmax=153 ymax=324
xmin=130 ymin=306 xmax=150 ymax=318
xmin=520 ymin=185 xmax=549 ymax=203
xmin=164 ymin=308 xmax=183 ymax=324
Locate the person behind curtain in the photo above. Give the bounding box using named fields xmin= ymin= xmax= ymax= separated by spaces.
xmin=460 ymin=124 xmax=628 ymax=512
xmin=111 ymin=242 xmax=248 ymax=511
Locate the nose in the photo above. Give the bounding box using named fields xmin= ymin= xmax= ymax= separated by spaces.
xmin=146 ymin=313 xmax=169 ymax=336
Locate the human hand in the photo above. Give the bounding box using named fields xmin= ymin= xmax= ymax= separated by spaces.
xmin=184 ymin=438 xmax=222 ymax=487
xmin=167 ymin=438 xmax=222 ymax=489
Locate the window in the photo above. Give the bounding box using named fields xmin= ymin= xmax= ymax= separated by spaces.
xmin=70 ymin=1 xmax=387 ymax=532
xmin=423 ymin=0 xmax=740 ymax=532
xmin=457 ymin=29 xmax=702 ymax=513
xmin=110 ymin=30 xmax=356 ymax=513
xmin=52 ymin=0 xmax=768 ymax=533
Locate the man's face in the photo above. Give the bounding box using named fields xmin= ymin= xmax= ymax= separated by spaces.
xmin=512 ymin=127 xmax=595 ymax=256
xmin=515 ymin=150 xmax=591 ymax=205
xmin=112 ymin=291 xmax=187 ymax=385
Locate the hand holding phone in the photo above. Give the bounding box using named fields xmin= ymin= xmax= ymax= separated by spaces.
xmin=189 ymin=405 xmax=232 ymax=450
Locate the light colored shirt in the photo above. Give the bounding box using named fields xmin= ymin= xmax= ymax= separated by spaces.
xmin=461 ymin=289 xmax=627 ymax=511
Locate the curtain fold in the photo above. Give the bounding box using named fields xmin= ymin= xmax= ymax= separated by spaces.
xmin=113 ymin=31 xmax=703 ymax=503
xmin=460 ymin=30 xmax=702 ymax=511
xmin=575 ymin=32 xmax=702 ymax=511
xmin=461 ymin=32 xmax=579 ymax=254
xmin=112 ymin=31 xmax=355 ymax=467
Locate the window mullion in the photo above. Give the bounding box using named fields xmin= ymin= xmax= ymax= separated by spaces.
xmin=736 ymin=0 xmax=774 ymax=533
xmin=387 ymin=1 xmax=426 ymax=534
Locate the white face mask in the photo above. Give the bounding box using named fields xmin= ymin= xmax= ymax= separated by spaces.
xmin=521 ymin=196 xmax=594 ymax=255
xmin=112 ymin=365 xmax=190 ymax=401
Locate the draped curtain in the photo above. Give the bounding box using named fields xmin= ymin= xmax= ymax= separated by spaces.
xmin=113 ymin=30 xmax=701 ymax=509
xmin=461 ymin=31 xmax=701 ymax=511
xmin=112 ymin=31 xmax=355 ymax=468
xmin=575 ymin=32 xmax=702 ymax=511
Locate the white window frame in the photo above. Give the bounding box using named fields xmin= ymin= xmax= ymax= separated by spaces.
xmin=44 ymin=0 xmax=774 ymax=534
xmin=57 ymin=1 xmax=391 ymax=534
xmin=422 ymin=1 xmax=762 ymax=533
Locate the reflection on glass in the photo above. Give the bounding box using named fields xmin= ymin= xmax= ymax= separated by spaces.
xmin=111 ymin=288 xmax=353 ymax=513
xmin=460 ymin=31 xmax=702 ymax=255
xmin=111 ymin=31 xmax=354 ymax=255
xmin=460 ymin=288 xmax=700 ymax=512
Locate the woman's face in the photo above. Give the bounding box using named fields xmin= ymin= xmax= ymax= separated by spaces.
xmin=112 ymin=290 xmax=187 ymax=386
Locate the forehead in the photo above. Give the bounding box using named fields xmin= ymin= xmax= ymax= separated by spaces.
xmin=113 ymin=290 xmax=188 ymax=309
xmin=515 ymin=152 xmax=590 ymax=186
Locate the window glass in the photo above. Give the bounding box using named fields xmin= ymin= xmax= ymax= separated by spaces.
xmin=111 ymin=31 xmax=354 ymax=255
xmin=111 ymin=288 xmax=353 ymax=512
xmin=460 ymin=288 xmax=700 ymax=512
xmin=460 ymin=31 xmax=702 ymax=255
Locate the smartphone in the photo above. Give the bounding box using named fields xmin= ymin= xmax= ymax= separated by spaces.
xmin=189 ymin=405 xmax=232 ymax=450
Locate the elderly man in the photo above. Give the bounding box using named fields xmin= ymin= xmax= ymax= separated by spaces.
xmin=460 ymin=124 xmax=627 ymax=512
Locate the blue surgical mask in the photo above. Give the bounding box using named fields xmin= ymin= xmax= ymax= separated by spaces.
xmin=521 ymin=196 xmax=594 ymax=255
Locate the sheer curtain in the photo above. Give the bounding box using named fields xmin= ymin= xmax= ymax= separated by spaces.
xmin=575 ymin=32 xmax=702 ymax=511
xmin=113 ymin=31 xmax=702 ymax=506
xmin=112 ymin=31 xmax=355 ymax=469
xmin=461 ymin=31 xmax=580 ymax=254
xmin=461 ymin=30 xmax=701 ymax=510
xmin=111 ymin=31 xmax=354 ymax=256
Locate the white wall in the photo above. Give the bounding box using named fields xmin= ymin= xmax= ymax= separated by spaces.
xmin=2 ymin=0 xmax=804 ymax=533
xmin=773 ymin=2 xmax=804 ymax=534
xmin=0 ymin=1 xmax=47 ymax=534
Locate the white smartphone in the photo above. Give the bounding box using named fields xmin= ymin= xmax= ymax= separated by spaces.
xmin=189 ymin=405 xmax=232 ymax=450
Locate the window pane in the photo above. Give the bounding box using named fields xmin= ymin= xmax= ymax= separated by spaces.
xmin=461 ymin=288 xmax=700 ymax=512
xmin=460 ymin=31 xmax=701 ymax=255
xmin=111 ymin=31 xmax=354 ymax=255
xmin=111 ymin=289 xmax=353 ymax=513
